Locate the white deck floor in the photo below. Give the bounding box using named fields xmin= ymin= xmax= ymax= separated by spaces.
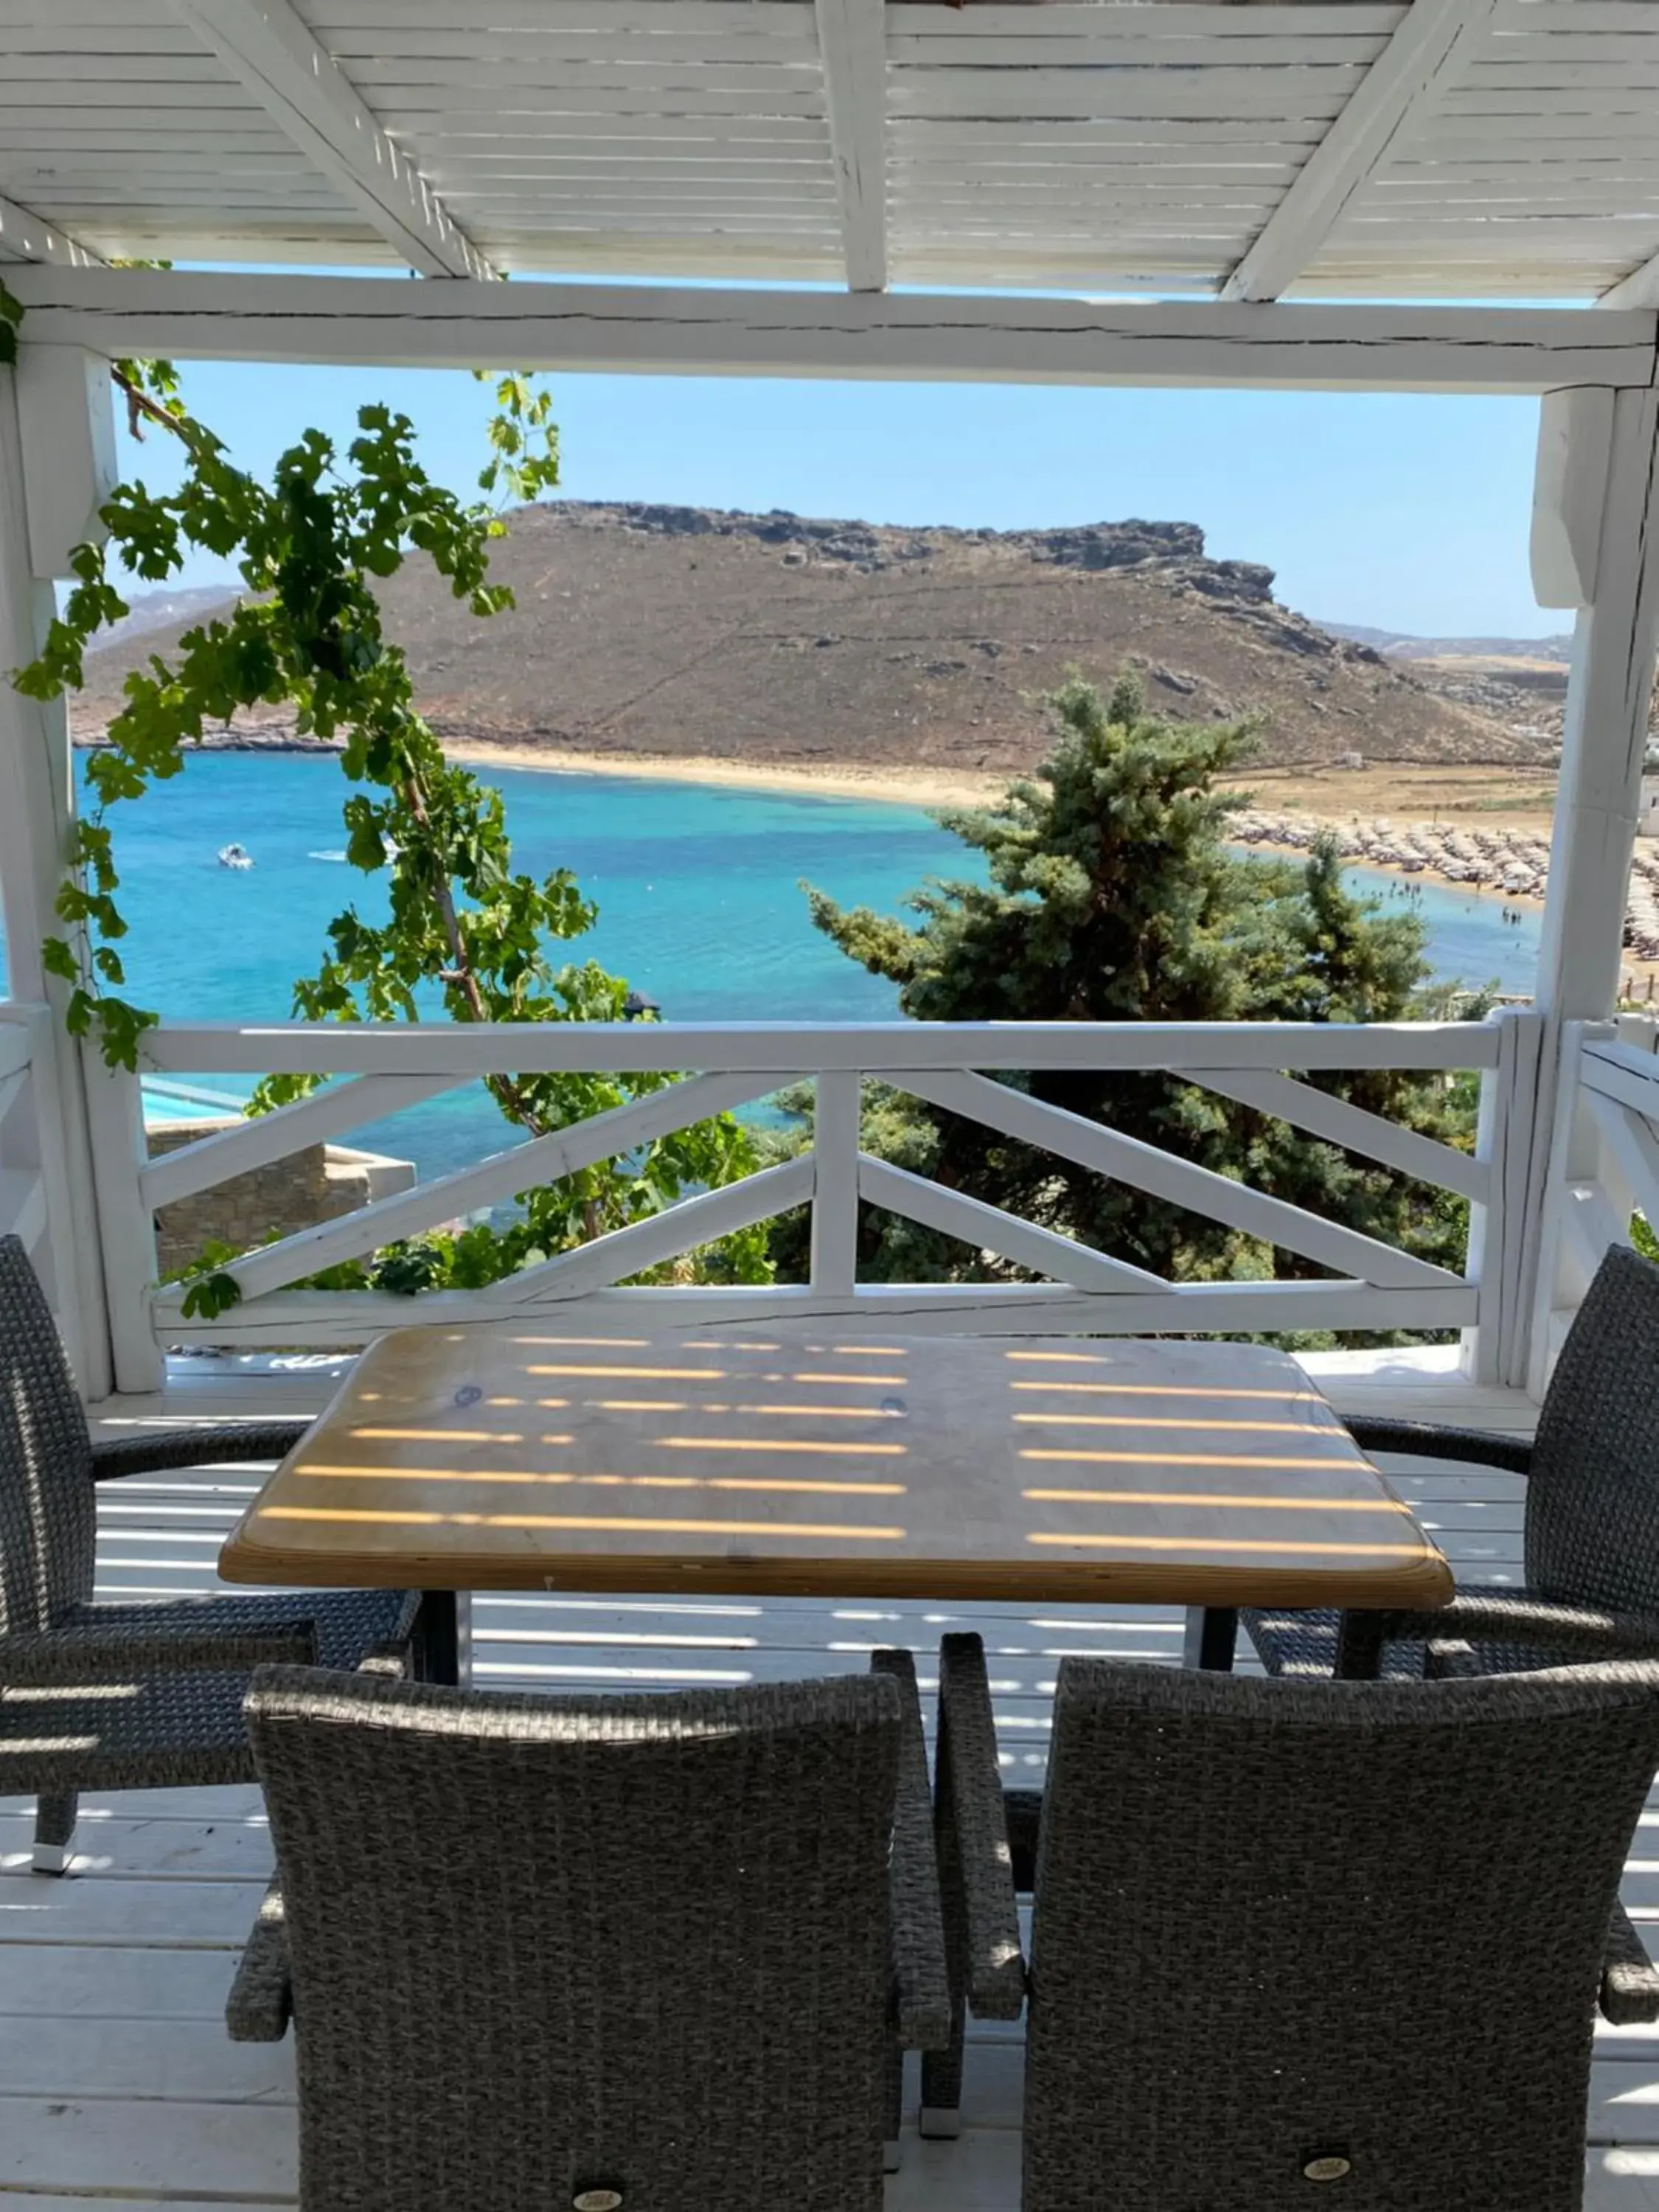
xmin=4 ymin=1348 xmax=1658 ymax=2208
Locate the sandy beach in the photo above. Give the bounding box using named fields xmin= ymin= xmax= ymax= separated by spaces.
xmin=444 ymin=739 xmax=1006 ymax=813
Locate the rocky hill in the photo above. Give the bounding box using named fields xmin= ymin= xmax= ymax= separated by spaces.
xmin=80 ymin=502 xmax=1534 ymax=773
xmin=1326 ymin=622 xmax=1573 ymax=664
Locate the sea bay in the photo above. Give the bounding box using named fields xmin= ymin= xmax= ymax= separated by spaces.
xmin=0 ymin=751 xmax=1540 ymax=1180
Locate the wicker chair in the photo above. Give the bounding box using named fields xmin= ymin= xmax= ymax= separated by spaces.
xmin=227 ymin=1650 xmax=949 ymax=2211
xmin=1241 ymin=1244 xmax=1659 ymax=1686
xmin=0 ymin=1234 xmax=421 ymax=1870
xmin=928 ymin=1632 xmax=1659 ymax=2212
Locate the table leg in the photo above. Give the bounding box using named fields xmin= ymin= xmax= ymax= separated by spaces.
xmin=413 ymin=1590 xmax=472 ymax=1686
xmin=1335 ymin=1610 xmax=1385 ymax=1680
xmin=1183 ymin=1606 xmax=1239 ymax=1672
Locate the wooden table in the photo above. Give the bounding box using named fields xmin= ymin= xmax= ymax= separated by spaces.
xmin=220 ymin=1326 xmax=1452 ymax=1682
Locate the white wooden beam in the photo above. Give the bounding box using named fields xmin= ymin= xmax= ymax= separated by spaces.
xmin=213 ymin=1069 xmax=796 ymax=1301
xmin=80 ymin=1055 xmax=164 ymax=1396
xmin=15 ymin=347 xmax=118 ymax=581
xmin=1531 ymin=386 xmax=1615 ymax=611
xmin=1181 ymin=1063 xmax=1489 ymax=1202
xmin=897 ymin=1065 xmax=1461 ymax=1290
xmin=815 ymin=0 xmax=887 ymax=293
xmin=136 ymin=1071 xmax=461 ymax=1211
xmin=1522 ymin=395 xmax=1659 ymax=1394
xmin=149 ymin=1277 xmax=1481 ymax=1349
xmin=481 ymin=1156 xmax=815 ymax=1306
xmin=1222 ymin=0 xmax=1499 ymax=303
xmin=858 ymin=1153 xmax=1166 ymax=1294
xmin=10 ymin=269 xmax=1656 ymax=395
xmin=809 ymin=1068 xmax=862 ymax=1295
xmin=0 ymin=369 xmax=114 ymax=1393
xmin=0 ymin=192 xmax=101 ymax=270
xmin=168 ymin=0 xmax=495 ymax=279
xmin=136 ymin=1016 xmax=1500 ymax=1079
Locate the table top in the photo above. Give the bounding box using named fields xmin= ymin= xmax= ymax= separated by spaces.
xmin=220 ymin=1326 xmax=1452 ymax=1610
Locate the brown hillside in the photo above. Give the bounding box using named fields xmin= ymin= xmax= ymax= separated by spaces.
xmin=80 ymin=502 xmax=1532 ymax=773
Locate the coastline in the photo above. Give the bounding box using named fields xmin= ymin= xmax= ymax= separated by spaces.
xmin=78 ymin=726 xmax=1659 ymax=1003
xmin=1244 ymin=835 xmax=1546 ymax=916
xmin=65 ymin=726 xmax=1553 ymax=888
xmin=71 ymin=728 xmax=1008 ymax=812
xmin=442 ymin=738 xmax=1007 ymax=812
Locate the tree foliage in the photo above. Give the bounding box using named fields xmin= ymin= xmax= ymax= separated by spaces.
xmin=2 ymin=288 xmax=770 ymax=1310
xmin=776 ymin=671 xmax=1480 ymax=1301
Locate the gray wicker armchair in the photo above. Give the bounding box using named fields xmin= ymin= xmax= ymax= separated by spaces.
xmin=228 ymin=1649 xmax=950 ymax=2211
xmin=0 ymin=1234 xmax=421 ymax=1870
xmin=1242 ymin=1244 xmax=1659 ymax=1686
xmin=928 ymin=1632 xmax=1659 ymax=2212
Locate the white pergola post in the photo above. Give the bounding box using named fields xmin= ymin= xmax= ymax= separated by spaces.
xmin=0 ymin=349 xmax=120 ymax=1394
xmin=1520 ymin=384 xmax=1659 ymax=1391
xmin=1534 ymin=387 xmax=1659 ymax=1025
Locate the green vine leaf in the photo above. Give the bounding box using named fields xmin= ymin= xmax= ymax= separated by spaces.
xmin=21 ymin=344 xmax=771 ymax=1295
xmin=178 ymin=1270 xmax=243 ymax=1321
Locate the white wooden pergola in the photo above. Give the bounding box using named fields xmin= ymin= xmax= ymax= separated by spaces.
xmin=1 ymin=0 xmax=1659 ymax=1411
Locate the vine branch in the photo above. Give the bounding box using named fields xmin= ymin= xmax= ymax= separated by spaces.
xmin=0 ymin=277 xmax=773 ymax=1312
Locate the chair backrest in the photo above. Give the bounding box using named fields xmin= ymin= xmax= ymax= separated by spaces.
xmin=248 ymin=1663 xmax=902 ymax=2212
xmin=1528 ymin=1242 xmax=1659 ymax=1611
xmin=0 ymin=1234 xmax=94 ymax=1637
xmin=1026 ymin=1658 xmax=1659 ymax=2212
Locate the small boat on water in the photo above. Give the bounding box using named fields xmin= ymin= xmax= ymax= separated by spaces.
xmin=218 ymin=842 xmax=254 ymax=871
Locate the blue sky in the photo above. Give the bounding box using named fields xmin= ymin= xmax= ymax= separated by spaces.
xmin=119 ymin=360 xmax=1557 ymax=641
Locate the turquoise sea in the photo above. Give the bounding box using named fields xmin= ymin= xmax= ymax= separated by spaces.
xmin=1 ymin=751 xmax=1541 ymax=1180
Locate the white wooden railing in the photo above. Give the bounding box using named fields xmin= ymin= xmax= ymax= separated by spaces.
xmin=68 ymin=1009 xmax=1543 ymax=1394
xmin=1531 ymin=1012 xmax=1659 ymax=1393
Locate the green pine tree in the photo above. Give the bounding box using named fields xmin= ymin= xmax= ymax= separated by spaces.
xmin=771 ymin=672 xmax=1481 ymax=1303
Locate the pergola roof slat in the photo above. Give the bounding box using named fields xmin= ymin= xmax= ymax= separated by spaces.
xmin=887 ymin=35 xmax=1396 ymax=66
xmin=0 ymin=0 xmax=1655 ymax=304
xmin=884 ymin=5 xmax=1412 ymax=35
xmin=345 ymin=59 xmax=829 ymax=93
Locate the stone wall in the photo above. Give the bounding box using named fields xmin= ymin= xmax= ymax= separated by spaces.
xmin=147 ymin=1117 xmax=416 ymax=1279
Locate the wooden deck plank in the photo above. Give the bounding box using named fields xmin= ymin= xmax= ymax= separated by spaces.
xmin=0 ymin=1812 xmax=273 ymax=1882
xmin=0 ymin=2017 xmax=293 ymax=2103
xmin=0 ymin=1877 xmax=262 ymax=1948
xmin=0 ymin=1945 xmax=240 ymax=2021
xmin=0 ymin=2200 xmax=291 ymax=2212
xmin=886 ymin=2129 xmax=1020 ymax=2211
xmin=1593 ymin=2156 xmax=1659 ymax=2208
xmin=0 ymin=2096 xmax=297 ymax=2199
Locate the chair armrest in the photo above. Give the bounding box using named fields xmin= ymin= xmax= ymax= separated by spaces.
xmin=226 ymin=1877 xmax=291 ymax=2042
xmin=872 ymin=1647 xmax=951 ymax=2050
xmin=1340 ymin=1417 xmax=1533 ymax=1477
xmin=0 ymin=1606 xmax=317 ymax=1684
xmin=91 ymin=1420 xmax=310 ymax=1481
xmin=1384 ymin=1595 xmax=1659 ymax=1660
xmin=936 ymin=1633 xmax=1026 ymax=2020
xmin=225 ymin=1641 xmax=410 ymax=2046
xmin=1601 ymin=1907 xmax=1659 ymax=2026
